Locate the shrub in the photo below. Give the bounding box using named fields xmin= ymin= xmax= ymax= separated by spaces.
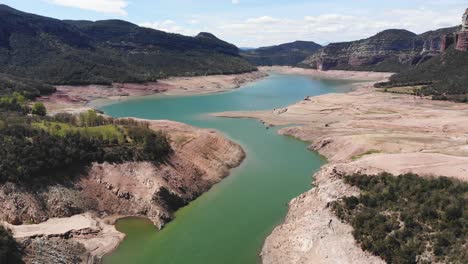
xmin=31 ymin=102 xmax=46 ymax=116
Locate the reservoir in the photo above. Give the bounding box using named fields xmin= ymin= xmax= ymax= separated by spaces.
xmin=100 ymin=73 xmax=352 ymax=264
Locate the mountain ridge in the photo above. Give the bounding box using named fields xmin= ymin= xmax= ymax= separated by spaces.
xmin=241 ymin=40 xmax=322 ymax=66
xmin=0 ymin=4 xmax=255 ymax=96
xmin=300 ymin=27 xmax=461 ymax=72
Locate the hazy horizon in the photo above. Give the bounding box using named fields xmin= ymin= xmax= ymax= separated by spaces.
xmin=1 ymin=1 xmax=466 ymax=47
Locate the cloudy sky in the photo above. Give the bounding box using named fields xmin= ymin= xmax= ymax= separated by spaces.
xmin=2 ymin=0 xmax=466 ymax=47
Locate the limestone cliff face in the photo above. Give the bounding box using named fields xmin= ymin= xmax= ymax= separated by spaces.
xmin=456 ymin=31 xmax=468 ymax=51
xmin=455 ymin=9 xmax=468 ymax=51
xmin=301 ymin=27 xmax=460 ymax=71
xmin=441 ymin=9 xmax=468 ymax=52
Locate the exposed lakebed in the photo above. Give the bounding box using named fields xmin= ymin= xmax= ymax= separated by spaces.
xmin=100 ymin=74 xmax=353 ymax=264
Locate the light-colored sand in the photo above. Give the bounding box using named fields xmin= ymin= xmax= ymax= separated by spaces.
xmin=216 ymin=66 xmax=468 ymax=264
xmin=4 ymin=213 xmax=124 ymax=260
xmin=39 ymin=71 xmax=267 ymax=113
xmin=260 ymin=165 xmax=385 ymax=264
xmin=259 ymin=66 xmax=393 ymax=81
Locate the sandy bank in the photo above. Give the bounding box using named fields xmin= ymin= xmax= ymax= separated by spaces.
xmin=215 ymin=66 xmax=468 ymax=263
xmin=1 ymin=119 xmax=245 ymax=263
xmin=259 ymin=66 xmax=392 ymax=81
xmin=39 ymin=71 xmax=267 ymax=113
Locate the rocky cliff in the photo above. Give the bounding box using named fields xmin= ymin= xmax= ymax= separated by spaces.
xmin=454 ymin=9 xmax=468 ymax=51
xmin=378 ymin=9 xmax=468 ymax=99
xmin=301 ymin=27 xmax=460 ymax=72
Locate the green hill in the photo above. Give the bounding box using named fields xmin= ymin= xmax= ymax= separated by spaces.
xmin=0 ymin=4 xmax=255 ymax=93
xmin=241 ymin=41 xmax=322 ymax=66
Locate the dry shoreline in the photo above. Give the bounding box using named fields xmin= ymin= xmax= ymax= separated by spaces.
xmin=5 ymin=71 xmax=263 ymax=263
xmin=215 ymin=66 xmax=468 ymax=263
xmin=1 ymin=119 xmax=245 ymax=263
xmin=7 ymin=66 xmax=467 ymax=263
xmin=39 ymin=71 xmax=267 ymax=114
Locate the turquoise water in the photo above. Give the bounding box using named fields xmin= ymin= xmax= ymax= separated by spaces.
xmin=100 ymin=74 xmax=352 ymax=264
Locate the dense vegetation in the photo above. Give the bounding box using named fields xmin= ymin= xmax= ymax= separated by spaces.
xmin=0 ymin=97 xmax=172 ymax=184
xmin=332 ymin=173 xmax=467 ymax=264
xmin=0 ymin=74 xmax=55 ymax=99
xmin=0 ymin=227 xmax=22 ymax=264
xmin=376 ymin=47 xmax=468 ymax=101
xmin=0 ymin=4 xmax=255 ymax=97
xmin=241 ymin=41 xmax=322 ymax=66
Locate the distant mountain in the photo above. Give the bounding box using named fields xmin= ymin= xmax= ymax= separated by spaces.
xmin=0 ymin=4 xmax=255 ymax=92
xmin=300 ymin=27 xmax=460 ymax=72
xmin=241 ymin=41 xmax=322 ymax=66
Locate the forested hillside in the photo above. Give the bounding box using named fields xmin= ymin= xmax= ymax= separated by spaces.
xmin=0 ymin=93 xmax=172 ymax=185
xmin=0 ymin=4 xmax=255 ymax=95
xmin=241 ymin=41 xmax=322 ymax=66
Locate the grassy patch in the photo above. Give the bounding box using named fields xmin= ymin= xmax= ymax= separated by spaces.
xmin=332 ymin=173 xmax=468 ymax=264
xmin=33 ymin=121 xmax=125 ymax=142
xmin=378 ymin=86 xmax=424 ymax=95
xmin=351 ymin=149 xmax=381 ymax=161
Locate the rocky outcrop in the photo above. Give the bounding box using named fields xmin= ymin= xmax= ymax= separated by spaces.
xmin=462 ymin=8 xmax=468 ymax=31
xmin=440 ymin=34 xmax=455 ymax=51
xmin=0 ymin=120 xmax=245 ymax=263
xmin=301 ymin=26 xmax=460 ymax=71
xmin=440 ymin=9 xmax=468 ymax=52
xmin=455 ymin=31 xmax=468 ymax=51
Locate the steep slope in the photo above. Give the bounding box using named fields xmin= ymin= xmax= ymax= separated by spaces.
xmin=418 ymin=25 xmax=461 ymax=52
xmin=241 ymin=41 xmax=322 ymax=66
xmin=0 ymin=4 xmax=255 ymax=88
xmin=377 ymin=46 xmax=468 ymax=100
xmin=301 ymin=27 xmax=460 ymax=72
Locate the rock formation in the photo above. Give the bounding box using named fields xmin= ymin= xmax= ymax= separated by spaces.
xmin=300 ymin=28 xmax=461 ymax=71
xmin=462 ymin=8 xmax=468 ymax=31
xmin=440 ymin=34 xmax=455 ymax=51
xmin=455 ymin=8 xmax=468 ymax=51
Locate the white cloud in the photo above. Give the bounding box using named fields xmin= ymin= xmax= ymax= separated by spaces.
xmin=139 ymin=20 xmax=197 ymax=36
xmin=232 ymin=0 xmax=240 ymax=4
xmin=47 ymin=0 xmax=128 ymax=16
xmin=215 ymin=8 xmax=462 ymax=47
xmin=246 ymin=16 xmax=279 ymax=24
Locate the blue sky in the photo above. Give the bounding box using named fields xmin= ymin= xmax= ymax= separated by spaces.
xmin=2 ymin=0 xmax=466 ymax=47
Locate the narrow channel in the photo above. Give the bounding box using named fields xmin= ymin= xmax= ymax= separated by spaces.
xmin=100 ymin=73 xmax=353 ymax=264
